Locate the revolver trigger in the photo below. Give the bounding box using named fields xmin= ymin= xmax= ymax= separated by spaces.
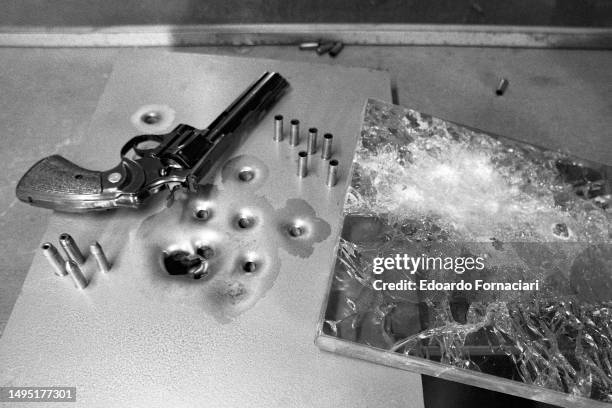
xmin=166 ymin=185 xmax=181 ymax=208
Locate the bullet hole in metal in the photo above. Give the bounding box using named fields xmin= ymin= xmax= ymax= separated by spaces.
xmin=141 ymin=111 xmax=162 ymax=125
xmin=191 ymin=264 xmax=208 ymax=280
xmin=197 ymin=246 xmax=215 ymax=259
xmin=243 ymin=261 xmax=257 ymax=273
xmin=289 ymin=225 xmax=304 ymax=238
xmin=238 ymin=168 xmax=255 ymax=182
xmin=237 ymin=216 xmax=255 ymax=229
xmin=163 ymin=250 xmax=207 ymax=279
xmin=74 ymin=174 xmax=83 ymax=180
xmin=195 ymin=209 xmax=211 ymax=220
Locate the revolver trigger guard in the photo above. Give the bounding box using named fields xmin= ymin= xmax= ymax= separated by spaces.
xmin=121 ymin=134 xmax=165 ymax=158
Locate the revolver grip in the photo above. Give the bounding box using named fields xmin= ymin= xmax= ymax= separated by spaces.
xmin=16 ymin=155 xmax=104 ymax=211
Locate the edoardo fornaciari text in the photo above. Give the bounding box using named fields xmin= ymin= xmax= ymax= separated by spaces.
xmin=372 ymin=279 xmax=540 ymax=291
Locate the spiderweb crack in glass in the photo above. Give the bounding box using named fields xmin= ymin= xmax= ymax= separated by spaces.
xmin=322 ymin=98 xmax=612 ymax=403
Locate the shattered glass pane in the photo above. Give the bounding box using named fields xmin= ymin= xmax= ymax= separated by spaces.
xmin=320 ymin=98 xmax=612 ymax=404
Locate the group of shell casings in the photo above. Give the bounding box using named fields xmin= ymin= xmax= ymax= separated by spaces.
xmin=273 ymin=115 xmax=339 ymax=187
xmin=41 ymin=233 xmax=111 ymax=290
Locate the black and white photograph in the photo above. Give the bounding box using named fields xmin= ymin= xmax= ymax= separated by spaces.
xmin=0 ymin=2 xmax=611 ymax=407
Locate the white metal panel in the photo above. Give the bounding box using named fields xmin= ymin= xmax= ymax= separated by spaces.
xmin=0 ymin=51 xmax=423 ymax=408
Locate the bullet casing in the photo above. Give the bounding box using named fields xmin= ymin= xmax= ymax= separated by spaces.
xmin=274 ymin=114 xmax=284 ymax=141
xmin=307 ymin=128 xmax=318 ymax=154
xmin=326 ymin=159 xmax=339 ymax=187
xmin=496 ymin=78 xmax=509 ymax=95
xmin=66 ymin=260 xmax=88 ymax=289
xmin=41 ymin=242 xmax=67 ymax=276
xmin=316 ymin=42 xmax=335 ymax=55
xmin=297 ymin=151 xmax=308 ymax=178
xmin=299 ymin=42 xmax=319 ymax=50
xmin=90 ymin=241 xmax=111 ymax=273
xmin=329 ymin=42 xmax=344 ymax=57
xmin=321 ymin=133 xmax=333 ymax=160
xmin=59 ymin=233 xmax=85 ymax=265
xmin=290 ymin=119 xmax=300 ymax=146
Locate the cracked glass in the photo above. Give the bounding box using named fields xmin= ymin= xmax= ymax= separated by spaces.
xmin=318 ymin=98 xmax=612 ymax=405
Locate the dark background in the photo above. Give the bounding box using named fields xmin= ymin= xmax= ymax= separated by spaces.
xmin=424 ymin=377 xmax=559 ymax=408
xmin=3 ymin=0 xmax=612 ymax=27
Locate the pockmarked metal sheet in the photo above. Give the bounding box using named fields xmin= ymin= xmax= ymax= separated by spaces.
xmin=317 ymin=98 xmax=612 ymax=408
xmin=0 ymin=52 xmax=426 ymax=408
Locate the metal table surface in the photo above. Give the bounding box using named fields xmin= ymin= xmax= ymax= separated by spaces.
xmin=0 ymin=45 xmax=610 ymax=407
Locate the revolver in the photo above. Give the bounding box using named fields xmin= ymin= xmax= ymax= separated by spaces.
xmin=16 ymin=72 xmax=289 ymax=212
